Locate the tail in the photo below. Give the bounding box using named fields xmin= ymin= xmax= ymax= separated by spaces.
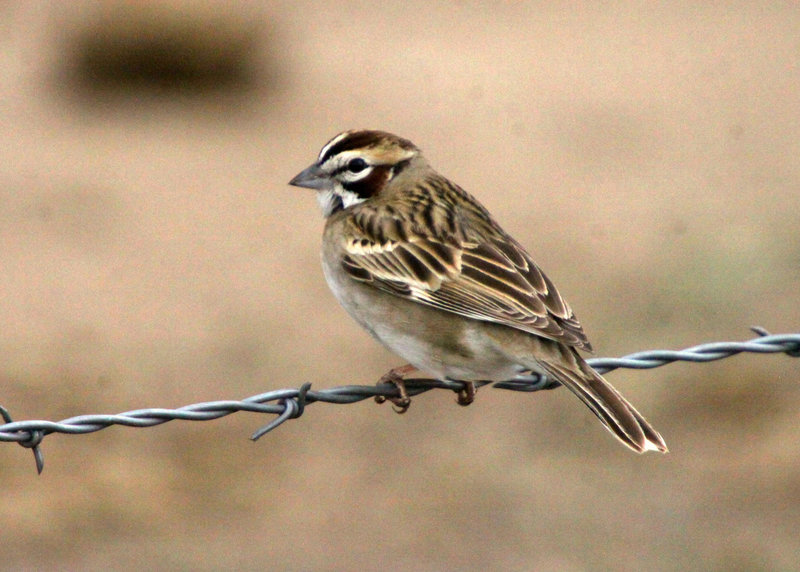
xmin=537 ymin=348 xmax=668 ymax=454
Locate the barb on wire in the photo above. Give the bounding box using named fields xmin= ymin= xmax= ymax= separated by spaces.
xmin=0 ymin=406 xmax=45 ymax=475
xmin=1 ymin=327 xmax=798 ymax=473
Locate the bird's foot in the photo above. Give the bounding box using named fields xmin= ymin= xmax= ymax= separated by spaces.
xmin=455 ymin=381 xmax=476 ymax=406
xmin=375 ymin=364 xmax=417 ymax=414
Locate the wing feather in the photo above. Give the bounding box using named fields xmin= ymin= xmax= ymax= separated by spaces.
xmin=341 ymin=206 xmax=591 ymax=350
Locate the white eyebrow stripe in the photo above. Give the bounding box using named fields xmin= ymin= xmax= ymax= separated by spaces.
xmin=317 ymin=131 xmax=352 ymax=163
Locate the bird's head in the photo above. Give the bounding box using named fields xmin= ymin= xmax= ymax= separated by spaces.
xmin=289 ymin=130 xmax=421 ymax=217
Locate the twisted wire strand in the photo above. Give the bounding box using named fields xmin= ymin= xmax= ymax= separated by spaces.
xmin=1 ymin=328 xmax=798 ymax=474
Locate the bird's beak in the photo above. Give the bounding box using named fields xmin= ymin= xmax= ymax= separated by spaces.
xmin=289 ymin=164 xmax=330 ymax=190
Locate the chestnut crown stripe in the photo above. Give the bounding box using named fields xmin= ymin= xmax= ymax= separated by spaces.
xmin=318 ymin=130 xmax=417 ymax=165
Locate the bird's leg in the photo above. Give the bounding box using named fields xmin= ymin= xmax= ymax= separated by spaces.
xmin=374 ymin=364 xmax=417 ymax=414
xmin=456 ymin=381 xmax=477 ymax=406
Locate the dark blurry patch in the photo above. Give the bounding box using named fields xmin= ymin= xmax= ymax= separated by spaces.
xmin=60 ymin=6 xmax=267 ymax=99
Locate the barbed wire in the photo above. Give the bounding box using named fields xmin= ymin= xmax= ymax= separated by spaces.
xmin=1 ymin=327 xmax=798 ymax=474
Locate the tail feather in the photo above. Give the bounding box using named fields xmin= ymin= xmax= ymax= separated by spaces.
xmin=537 ymin=350 xmax=668 ymax=454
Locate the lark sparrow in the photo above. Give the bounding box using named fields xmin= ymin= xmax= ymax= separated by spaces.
xmin=290 ymin=130 xmax=667 ymax=454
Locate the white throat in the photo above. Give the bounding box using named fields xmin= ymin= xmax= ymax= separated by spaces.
xmin=315 ymin=188 xmax=366 ymax=217
xmin=315 ymin=189 xmax=341 ymax=217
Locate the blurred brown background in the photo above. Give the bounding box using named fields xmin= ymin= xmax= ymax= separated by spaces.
xmin=2 ymin=2 xmax=799 ymax=570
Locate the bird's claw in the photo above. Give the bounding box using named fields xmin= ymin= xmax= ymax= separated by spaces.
xmin=455 ymin=381 xmax=476 ymax=406
xmin=375 ymin=367 xmax=413 ymax=414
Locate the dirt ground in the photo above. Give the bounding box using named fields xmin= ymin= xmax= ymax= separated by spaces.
xmin=2 ymin=3 xmax=799 ymax=570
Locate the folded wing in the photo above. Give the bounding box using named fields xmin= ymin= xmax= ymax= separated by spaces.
xmin=341 ymin=213 xmax=591 ymax=351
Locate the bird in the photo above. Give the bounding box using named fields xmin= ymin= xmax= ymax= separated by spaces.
xmin=289 ymin=129 xmax=667 ymax=454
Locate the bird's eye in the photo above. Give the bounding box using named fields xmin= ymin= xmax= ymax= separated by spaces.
xmin=346 ymin=158 xmax=368 ymax=173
